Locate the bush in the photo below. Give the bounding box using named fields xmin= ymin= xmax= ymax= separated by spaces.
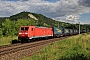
xmin=0 ymin=30 xmax=2 ymax=37
xmin=59 ymin=44 xmax=90 ymax=60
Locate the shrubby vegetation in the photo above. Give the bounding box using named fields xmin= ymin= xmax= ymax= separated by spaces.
xmin=0 ymin=29 xmax=2 ymax=37
xmin=23 ymin=33 xmax=90 ymax=60
xmin=0 ymin=36 xmax=17 ymax=46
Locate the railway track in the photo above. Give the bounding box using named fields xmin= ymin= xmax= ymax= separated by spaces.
xmin=0 ymin=36 xmax=71 ymax=60
xmin=0 ymin=43 xmax=21 ymax=49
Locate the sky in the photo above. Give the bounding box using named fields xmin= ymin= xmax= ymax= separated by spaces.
xmin=0 ymin=0 xmax=90 ymax=24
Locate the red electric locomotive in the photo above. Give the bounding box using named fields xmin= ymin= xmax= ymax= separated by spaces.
xmin=18 ymin=26 xmax=53 ymax=42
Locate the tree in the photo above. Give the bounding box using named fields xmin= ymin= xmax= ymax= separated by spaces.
xmin=15 ymin=19 xmax=35 ymax=34
xmin=2 ymin=19 xmax=12 ymax=36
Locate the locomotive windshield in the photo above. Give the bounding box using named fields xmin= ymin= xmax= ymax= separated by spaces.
xmin=21 ymin=27 xmax=29 ymax=31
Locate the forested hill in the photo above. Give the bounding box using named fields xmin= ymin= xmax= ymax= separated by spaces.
xmin=0 ymin=11 xmax=90 ymax=36
xmin=0 ymin=11 xmax=58 ymax=27
xmin=9 ymin=11 xmax=57 ymax=27
xmin=0 ymin=11 xmax=80 ymax=28
xmin=9 ymin=11 xmax=40 ymax=21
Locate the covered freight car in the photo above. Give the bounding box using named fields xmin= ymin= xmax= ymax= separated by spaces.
xmin=18 ymin=26 xmax=53 ymax=42
xmin=73 ymin=29 xmax=78 ymax=34
xmin=64 ymin=29 xmax=70 ymax=36
xmin=69 ymin=29 xmax=74 ymax=35
xmin=52 ymin=27 xmax=63 ymax=37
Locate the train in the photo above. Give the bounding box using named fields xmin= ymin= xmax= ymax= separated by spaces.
xmin=18 ymin=26 xmax=79 ymax=42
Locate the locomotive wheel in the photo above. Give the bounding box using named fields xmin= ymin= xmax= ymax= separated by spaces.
xmin=45 ymin=37 xmax=48 ymax=40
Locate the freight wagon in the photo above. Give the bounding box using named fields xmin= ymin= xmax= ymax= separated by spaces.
xmin=69 ymin=29 xmax=73 ymax=35
xmin=64 ymin=29 xmax=70 ymax=36
xmin=52 ymin=27 xmax=63 ymax=37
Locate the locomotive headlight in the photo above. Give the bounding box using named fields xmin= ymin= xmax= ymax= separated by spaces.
xmin=19 ymin=33 xmax=22 ymax=34
xmin=25 ymin=33 xmax=28 ymax=34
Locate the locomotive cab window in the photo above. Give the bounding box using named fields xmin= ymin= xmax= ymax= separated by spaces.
xmin=21 ymin=27 xmax=29 ymax=31
xmin=31 ymin=28 xmax=33 ymax=31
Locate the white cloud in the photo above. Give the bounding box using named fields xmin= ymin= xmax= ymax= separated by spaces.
xmin=66 ymin=15 xmax=80 ymax=23
xmin=0 ymin=0 xmax=90 ymax=23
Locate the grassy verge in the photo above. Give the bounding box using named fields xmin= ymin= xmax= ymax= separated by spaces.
xmin=23 ymin=33 xmax=90 ymax=60
xmin=0 ymin=36 xmax=18 ymax=46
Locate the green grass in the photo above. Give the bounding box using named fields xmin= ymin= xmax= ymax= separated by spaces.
xmin=23 ymin=33 xmax=90 ymax=60
xmin=0 ymin=36 xmax=18 ymax=46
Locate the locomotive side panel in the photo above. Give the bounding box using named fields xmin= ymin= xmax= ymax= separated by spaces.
xmin=32 ymin=27 xmax=53 ymax=39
